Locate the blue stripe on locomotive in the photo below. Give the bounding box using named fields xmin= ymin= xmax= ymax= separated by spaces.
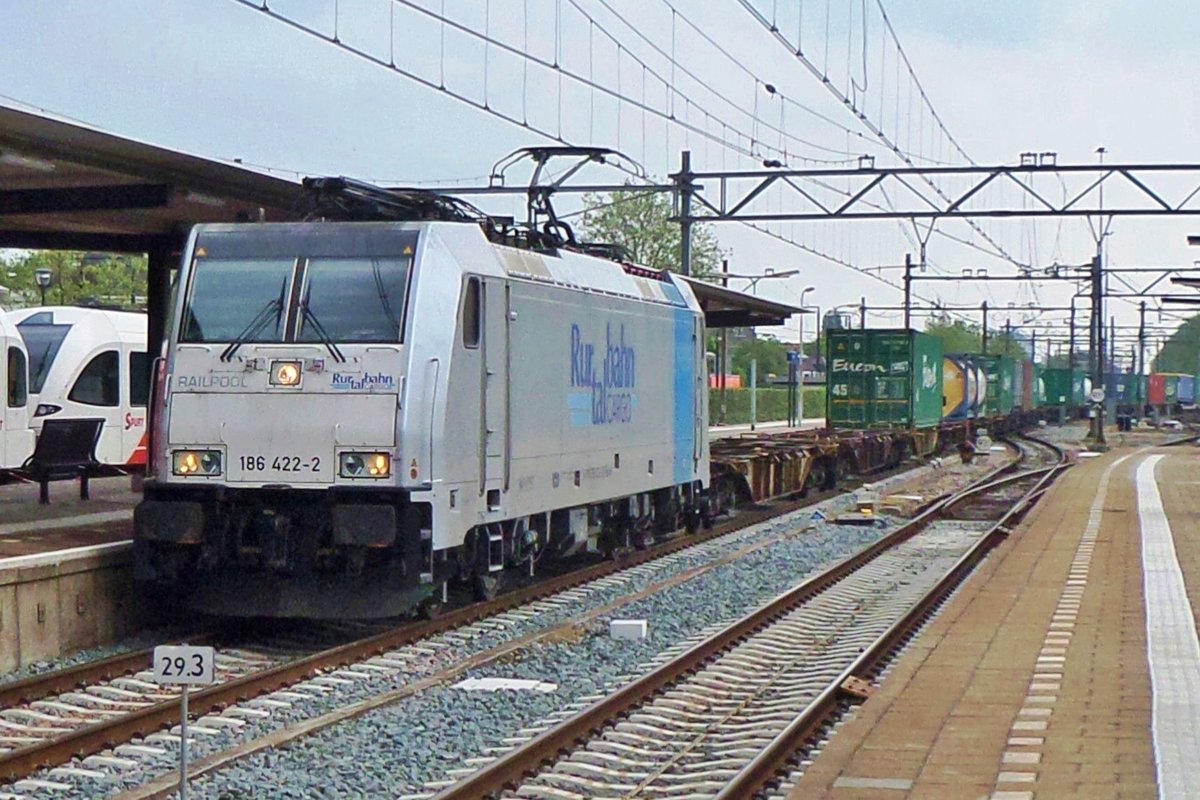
xmin=672 ymin=309 xmax=694 ymax=484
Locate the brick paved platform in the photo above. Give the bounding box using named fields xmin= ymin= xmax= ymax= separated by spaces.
xmin=787 ymin=440 xmax=1200 ymax=799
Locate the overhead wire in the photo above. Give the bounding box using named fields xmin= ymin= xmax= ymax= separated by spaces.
xmin=735 ymin=0 xmax=1030 ymax=270
xmin=231 ymin=0 xmax=1028 ymax=321
xmin=386 ymin=0 xmax=852 ymax=165
xmin=581 ymin=0 xmax=865 ymax=161
xmin=227 ymin=0 xmax=934 ymax=284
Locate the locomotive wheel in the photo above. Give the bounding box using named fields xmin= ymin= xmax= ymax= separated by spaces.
xmin=473 ymin=572 xmax=501 ymax=602
xmin=417 ymin=592 xmax=444 ymax=620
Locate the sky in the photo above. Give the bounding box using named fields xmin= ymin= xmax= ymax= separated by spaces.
xmin=1 ymin=0 xmax=1197 ymax=356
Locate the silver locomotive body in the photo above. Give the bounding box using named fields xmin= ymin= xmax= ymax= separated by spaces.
xmin=136 ymin=220 xmax=708 ymax=617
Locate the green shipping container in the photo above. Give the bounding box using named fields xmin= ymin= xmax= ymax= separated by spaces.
xmin=826 ymin=329 xmax=944 ymax=430
xmin=1042 ymin=367 xmax=1087 ymax=406
xmin=1032 ymin=364 xmax=1046 ymax=407
xmin=977 ymin=355 xmax=1016 ymax=415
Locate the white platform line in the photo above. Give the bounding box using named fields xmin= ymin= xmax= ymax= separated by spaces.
xmin=0 ymin=509 xmax=133 ymax=537
xmin=1137 ymin=454 xmax=1200 ymax=800
xmin=0 ymin=540 xmax=132 ymax=571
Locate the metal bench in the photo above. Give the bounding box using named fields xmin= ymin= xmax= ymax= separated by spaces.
xmin=21 ymin=418 xmax=104 ymax=505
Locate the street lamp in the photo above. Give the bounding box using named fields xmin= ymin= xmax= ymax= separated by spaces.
xmin=797 ymin=286 xmax=816 ymax=426
xmin=719 ymin=268 xmax=802 ymax=295
xmin=34 ymin=269 xmax=53 ymax=306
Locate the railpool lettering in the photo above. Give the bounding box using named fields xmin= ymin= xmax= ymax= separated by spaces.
xmin=177 ymin=375 xmax=247 ymax=389
xmin=569 ymin=323 xmax=636 ymax=425
xmin=331 ymin=372 xmax=397 ymax=391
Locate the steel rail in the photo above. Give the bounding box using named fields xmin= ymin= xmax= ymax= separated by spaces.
xmin=716 ymin=454 xmax=1069 ymax=798
xmin=0 ymin=471 xmax=874 ymax=783
xmin=0 ymin=634 xmax=214 ymax=710
xmin=430 ymin=448 xmax=1026 ymax=800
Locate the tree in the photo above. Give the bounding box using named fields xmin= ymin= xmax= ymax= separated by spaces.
xmin=731 ymin=335 xmax=790 ymax=386
xmin=1151 ymin=313 xmax=1200 ymax=373
xmin=579 ymin=186 xmax=723 ymax=276
xmin=924 ymin=313 xmax=1027 ymax=359
xmin=0 ymin=250 xmax=147 ymax=309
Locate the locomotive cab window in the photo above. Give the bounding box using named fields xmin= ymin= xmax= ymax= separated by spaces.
xmin=297 ymin=257 xmax=407 ymax=343
xmin=7 ymin=347 xmax=27 ymax=408
xmin=180 ymin=258 xmax=294 ymax=343
xmin=69 ymin=350 xmax=120 ymax=407
xmin=461 ymin=277 xmax=481 ymax=348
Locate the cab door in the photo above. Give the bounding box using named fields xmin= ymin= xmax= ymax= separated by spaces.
xmin=479 ymin=278 xmax=510 ymax=509
xmin=123 ymin=349 xmax=150 ymax=466
xmin=3 ymin=344 xmax=32 ymax=468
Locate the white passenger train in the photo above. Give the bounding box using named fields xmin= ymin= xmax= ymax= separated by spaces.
xmin=6 ymin=307 xmax=149 ymax=466
xmin=0 ymin=312 xmax=34 ymax=469
xmin=135 ymin=186 xmax=710 ymax=618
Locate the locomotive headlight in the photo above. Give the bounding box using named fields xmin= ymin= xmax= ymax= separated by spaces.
xmin=270 ymin=360 xmax=302 ymax=386
xmin=172 ymin=449 xmax=223 ymax=476
xmin=340 ymin=452 xmax=391 ymax=478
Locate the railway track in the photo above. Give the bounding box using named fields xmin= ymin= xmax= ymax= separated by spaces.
xmin=427 ymin=435 xmax=1067 ymax=800
xmin=1 ymin=445 xmax=980 ymax=795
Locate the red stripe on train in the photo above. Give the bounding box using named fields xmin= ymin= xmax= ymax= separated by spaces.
xmin=127 ymin=432 xmax=149 ymax=466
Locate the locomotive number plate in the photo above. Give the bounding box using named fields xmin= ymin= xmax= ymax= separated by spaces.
xmin=230 ymin=453 xmax=330 ymax=482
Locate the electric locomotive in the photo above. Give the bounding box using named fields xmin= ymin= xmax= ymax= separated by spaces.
xmin=135 ymin=178 xmax=710 ymax=618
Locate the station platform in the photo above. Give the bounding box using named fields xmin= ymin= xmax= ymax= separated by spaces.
xmin=0 ymin=475 xmax=135 ymax=558
xmin=708 ymin=417 xmax=825 ymax=438
xmin=788 ymin=435 xmax=1200 ymax=799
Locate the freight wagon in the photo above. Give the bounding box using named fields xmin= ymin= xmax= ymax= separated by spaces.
xmin=826 ymin=330 xmax=1038 ymax=460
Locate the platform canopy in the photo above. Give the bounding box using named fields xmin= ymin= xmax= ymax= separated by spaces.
xmin=678 ymin=275 xmax=798 ymax=328
xmin=0 ymin=103 xmax=304 ymax=253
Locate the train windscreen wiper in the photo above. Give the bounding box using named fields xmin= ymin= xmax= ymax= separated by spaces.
xmin=219 ymin=298 xmax=282 ymax=362
xmin=299 ymin=303 xmax=347 ymax=364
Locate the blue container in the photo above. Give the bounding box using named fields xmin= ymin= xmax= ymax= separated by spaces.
xmin=1104 ymin=372 xmax=1133 ymax=403
xmin=1179 ymin=375 xmax=1196 ymax=404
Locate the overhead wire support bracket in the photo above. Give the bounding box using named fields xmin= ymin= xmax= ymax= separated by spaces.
xmin=671 ymin=162 xmax=1200 ymax=222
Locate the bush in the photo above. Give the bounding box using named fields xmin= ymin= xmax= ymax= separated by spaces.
xmin=708 ymin=387 xmax=824 ymax=425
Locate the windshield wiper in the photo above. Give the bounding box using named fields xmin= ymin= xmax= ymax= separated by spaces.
xmin=299 ymin=303 xmax=347 ymax=363
xmin=220 ymin=298 xmax=282 ymax=362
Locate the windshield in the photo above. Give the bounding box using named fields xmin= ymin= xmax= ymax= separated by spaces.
xmin=17 ymin=320 xmax=71 ymax=393
xmin=180 ymin=258 xmax=293 ymax=343
xmin=298 ymin=258 xmax=407 ymax=344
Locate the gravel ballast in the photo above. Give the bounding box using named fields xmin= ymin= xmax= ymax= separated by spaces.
xmin=6 ymin=453 xmax=1004 ymax=798
xmin=184 ymin=519 xmax=892 ymax=798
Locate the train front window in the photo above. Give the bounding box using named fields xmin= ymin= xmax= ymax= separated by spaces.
xmin=17 ymin=321 xmax=70 ymax=393
xmin=298 ymin=257 xmax=408 ymax=344
xmin=180 ymin=259 xmax=293 ymax=343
